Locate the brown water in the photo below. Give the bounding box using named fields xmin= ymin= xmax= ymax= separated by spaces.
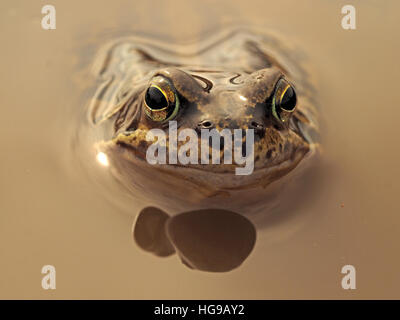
xmin=1 ymin=0 xmax=400 ymax=299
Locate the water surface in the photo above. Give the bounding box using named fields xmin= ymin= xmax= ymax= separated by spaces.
xmin=1 ymin=0 xmax=400 ymax=299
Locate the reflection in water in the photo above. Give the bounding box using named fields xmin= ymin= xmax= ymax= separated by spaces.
xmin=96 ymin=151 xmax=110 ymax=167
xmin=133 ymin=207 xmax=175 ymax=257
xmin=133 ymin=207 xmax=256 ymax=272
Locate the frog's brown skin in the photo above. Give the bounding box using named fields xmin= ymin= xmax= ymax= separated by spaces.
xmin=88 ymin=29 xmax=318 ymax=218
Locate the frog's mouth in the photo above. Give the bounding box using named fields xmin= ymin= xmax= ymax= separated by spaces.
xmin=99 ymin=136 xmax=311 ymax=191
xmin=106 ymin=127 xmax=310 ymax=172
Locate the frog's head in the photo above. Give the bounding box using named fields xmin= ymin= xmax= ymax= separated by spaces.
xmin=103 ymin=66 xmax=309 ymax=175
xmin=91 ymin=33 xmax=317 ymax=210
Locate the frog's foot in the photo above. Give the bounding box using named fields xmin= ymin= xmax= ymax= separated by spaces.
xmin=133 ymin=207 xmax=257 ymax=272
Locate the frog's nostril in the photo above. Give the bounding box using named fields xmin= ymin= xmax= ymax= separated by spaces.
xmin=198 ymin=120 xmax=214 ymax=129
xmin=250 ymin=121 xmax=263 ymax=129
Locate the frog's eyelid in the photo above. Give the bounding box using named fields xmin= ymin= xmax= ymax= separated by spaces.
xmin=154 ymin=69 xmax=208 ymax=100
xmin=152 ymin=73 xmax=173 ymax=85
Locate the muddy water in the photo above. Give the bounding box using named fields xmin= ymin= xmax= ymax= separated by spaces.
xmin=1 ymin=0 xmax=400 ymax=299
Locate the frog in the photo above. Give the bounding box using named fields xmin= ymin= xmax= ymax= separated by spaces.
xmin=83 ymin=28 xmax=319 ymax=272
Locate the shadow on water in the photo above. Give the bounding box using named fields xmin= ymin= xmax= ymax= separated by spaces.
xmin=133 ymin=207 xmax=256 ymax=273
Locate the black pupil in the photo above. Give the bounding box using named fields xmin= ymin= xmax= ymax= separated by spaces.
xmin=145 ymin=86 xmax=168 ymax=110
xmin=280 ymin=86 xmax=296 ymax=111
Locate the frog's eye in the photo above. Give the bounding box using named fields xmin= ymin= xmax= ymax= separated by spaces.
xmin=271 ymin=78 xmax=297 ymax=123
xmin=144 ymin=77 xmax=179 ymax=122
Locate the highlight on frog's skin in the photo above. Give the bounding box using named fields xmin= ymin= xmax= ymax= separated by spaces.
xmin=96 ymin=151 xmax=109 ymax=167
xmin=145 ymin=121 xmax=255 ymax=176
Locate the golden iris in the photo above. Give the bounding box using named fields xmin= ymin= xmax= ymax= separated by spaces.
xmin=144 ymin=76 xmax=179 ymax=122
xmin=272 ymin=78 xmax=297 ymax=123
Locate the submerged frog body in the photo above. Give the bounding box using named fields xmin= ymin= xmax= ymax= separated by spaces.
xmin=82 ymin=29 xmax=319 ymax=272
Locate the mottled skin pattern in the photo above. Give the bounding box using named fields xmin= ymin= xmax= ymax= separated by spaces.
xmin=87 ymin=29 xmax=318 ymax=216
